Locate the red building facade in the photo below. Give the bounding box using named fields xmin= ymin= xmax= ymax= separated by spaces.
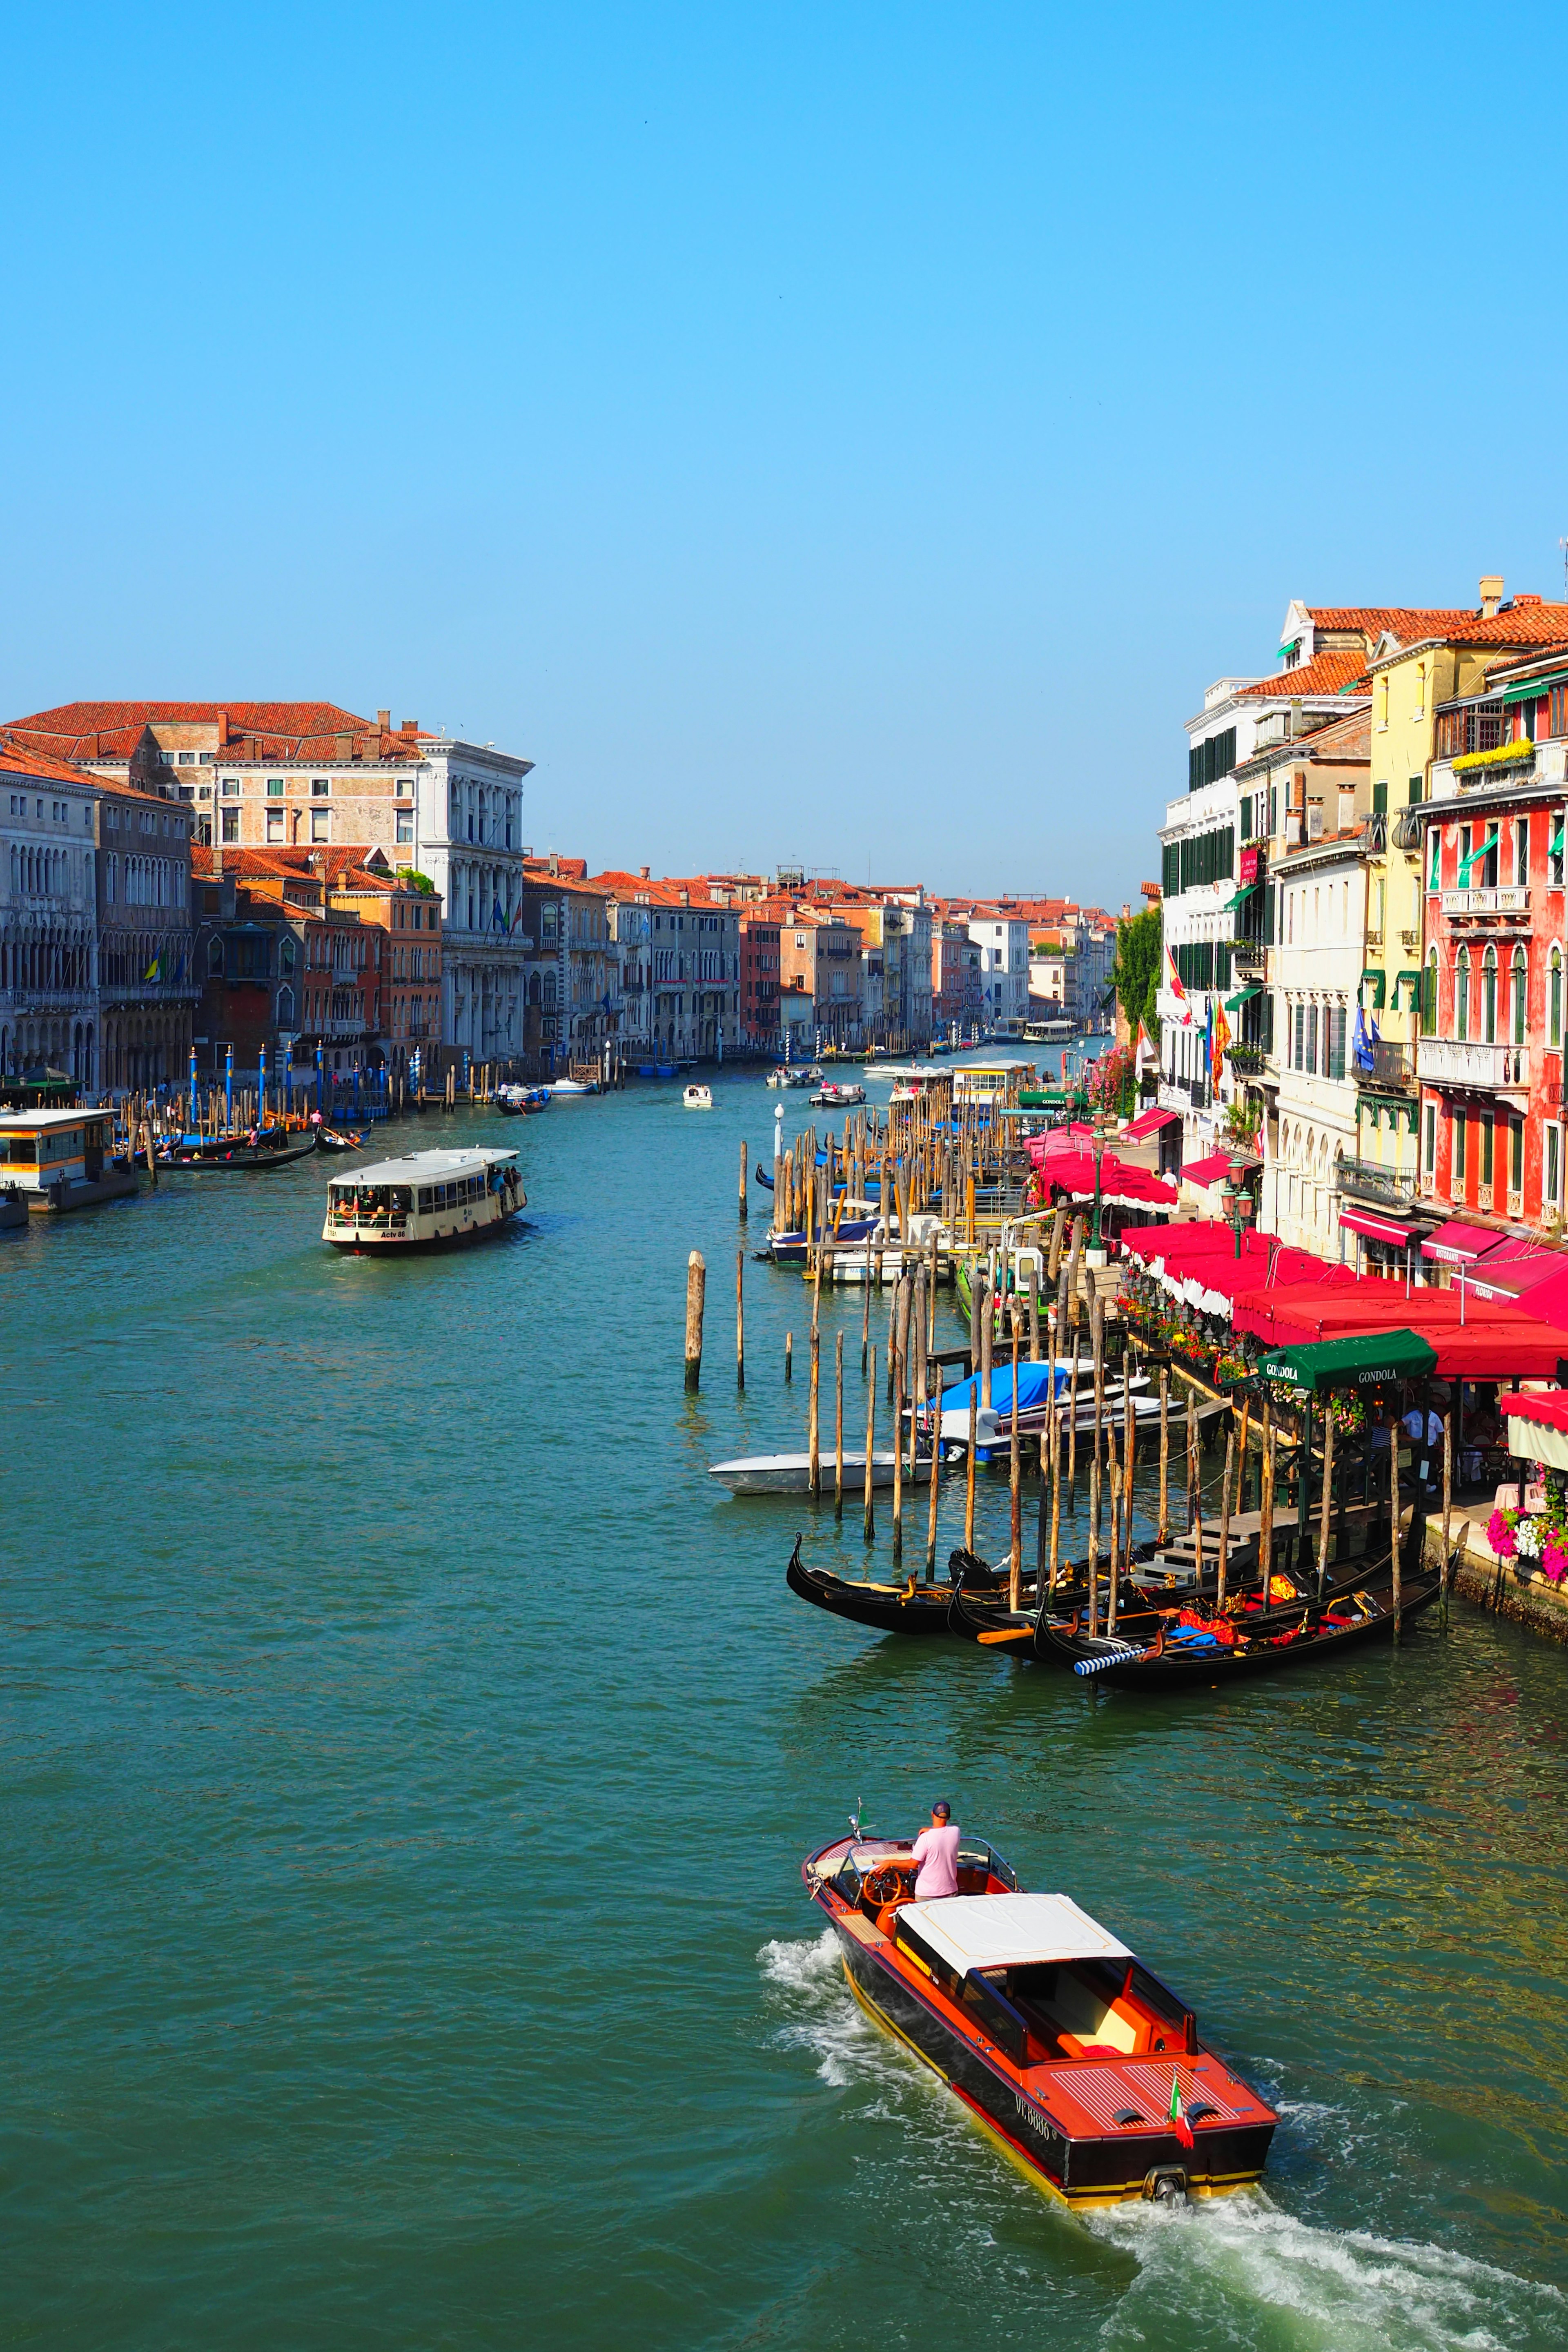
xmin=1418 ymin=645 xmax=1568 ymax=1226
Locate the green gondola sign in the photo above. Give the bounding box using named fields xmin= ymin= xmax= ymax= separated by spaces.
xmin=1256 ymin=1330 xmax=1437 ymax=1394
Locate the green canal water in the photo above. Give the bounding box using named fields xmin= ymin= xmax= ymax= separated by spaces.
xmin=6 ymin=1069 xmax=1567 ymax=2349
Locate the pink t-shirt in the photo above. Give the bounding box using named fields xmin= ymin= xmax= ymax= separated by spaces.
xmin=910 ymin=1824 xmax=962 ymax=1900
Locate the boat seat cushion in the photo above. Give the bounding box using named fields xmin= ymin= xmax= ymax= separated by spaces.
xmin=1058 ymin=2035 xmax=1124 ymax=2060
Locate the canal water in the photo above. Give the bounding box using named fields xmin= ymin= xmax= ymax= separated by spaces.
xmin=6 ymin=1064 xmax=1566 ymax=2350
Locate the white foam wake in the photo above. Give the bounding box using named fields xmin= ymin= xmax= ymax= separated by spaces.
xmin=1088 ymin=2191 xmax=1564 ymax=2352
xmin=757 ymin=1930 xmax=903 ymax=2090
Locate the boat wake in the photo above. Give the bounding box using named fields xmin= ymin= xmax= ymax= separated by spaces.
xmin=1086 ymin=2192 xmax=1565 ymax=2352
xmin=757 ymin=1931 xmax=906 ymax=2090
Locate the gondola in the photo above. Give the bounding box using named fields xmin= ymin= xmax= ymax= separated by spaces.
xmin=755 ymin=1163 xmax=774 ymax=1189
xmin=1039 ymin=1555 xmax=1442 ymax=1688
xmin=786 ymin=1539 xmax=1044 ymax=1636
xmin=157 ymin=1130 xmax=320 ymax=1172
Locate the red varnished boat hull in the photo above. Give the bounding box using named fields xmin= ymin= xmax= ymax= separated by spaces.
xmin=807 ymin=1846 xmax=1276 ymax=2207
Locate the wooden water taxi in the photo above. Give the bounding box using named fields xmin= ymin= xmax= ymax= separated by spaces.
xmin=323 ymin=1146 xmax=525 ymax=1250
xmin=804 ymin=1827 xmax=1276 ymax=2206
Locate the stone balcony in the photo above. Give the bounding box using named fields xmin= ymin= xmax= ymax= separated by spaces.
xmin=1415 ymin=1037 xmax=1529 ymax=1093
xmin=1438 ymin=884 xmax=1530 ymax=921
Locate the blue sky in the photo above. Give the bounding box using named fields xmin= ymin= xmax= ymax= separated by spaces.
xmin=3 ymin=3 xmax=1567 ymax=908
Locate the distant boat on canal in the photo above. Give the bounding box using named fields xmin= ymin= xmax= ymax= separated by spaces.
xmin=0 ymin=1107 xmax=138 ymax=1212
xmin=323 ymin=1146 xmax=525 ymax=1251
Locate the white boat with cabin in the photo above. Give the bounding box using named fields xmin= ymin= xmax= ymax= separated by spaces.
xmin=323 ymin=1146 xmax=525 ymax=1250
xmin=0 ymin=1107 xmax=137 ymax=1214
xmin=683 ymin=1084 xmax=713 ymax=1110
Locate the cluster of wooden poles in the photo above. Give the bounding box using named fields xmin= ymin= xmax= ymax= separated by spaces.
xmin=770 ymin=1073 xmax=1032 ymax=1256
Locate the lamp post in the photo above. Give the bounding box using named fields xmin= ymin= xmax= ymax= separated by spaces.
xmin=1220 ymin=1168 xmax=1256 ymax=1260
xmin=1089 ymin=1113 xmax=1111 ymax=1251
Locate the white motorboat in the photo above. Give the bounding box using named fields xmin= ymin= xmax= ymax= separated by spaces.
xmin=683 ymin=1084 xmax=714 ymax=1110
xmin=548 ymin=1077 xmax=597 ymax=1096
xmin=766 ymin=1065 xmax=818 ymax=1089
xmin=809 ymin=1081 xmax=866 ymax=1107
xmin=708 ymin=1448 xmax=953 ymax=1495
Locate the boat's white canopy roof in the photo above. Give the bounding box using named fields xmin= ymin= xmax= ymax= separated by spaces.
xmin=902 ymin=1891 xmax=1129 ymax=1976
xmin=332 ymin=1147 xmax=517 ymax=1184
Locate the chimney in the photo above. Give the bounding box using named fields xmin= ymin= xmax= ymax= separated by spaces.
xmin=401 ymin=718 xmax=419 ymax=737
xmin=377 ymin=709 xmax=391 ymax=731
xmin=639 ymin=864 xmax=650 ymax=880
xmin=1479 ymin=575 xmax=1504 ymax=617
xmin=548 ymin=852 xmax=559 ymax=878
xmin=217 ymin=710 xmax=230 ymax=747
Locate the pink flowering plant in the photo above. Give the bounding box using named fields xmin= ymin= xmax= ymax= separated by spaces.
xmin=1489 ymin=1495 xmax=1568 ymax=1583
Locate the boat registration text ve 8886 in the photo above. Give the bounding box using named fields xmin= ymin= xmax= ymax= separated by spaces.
xmin=323 ymin=1147 xmax=525 ymax=1251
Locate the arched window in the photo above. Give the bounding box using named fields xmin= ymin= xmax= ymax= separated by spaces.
xmin=1552 ymin=947 xmax=1564 ymax=1051
xmin=208 ymin=935 xmax=225 ymax=976
xmin=1512 ymin=946 xmax=1528 ymax=1045
xmin=1482 ymin=945 xmax=1497 ymax=1044
xmin=276 ymin=985 xmax=295 ymax=1026
xmin=280 ymin=936 xmax=296 ymax=977
xmin=1455 ymin=946 xmax=1470 ymax=1041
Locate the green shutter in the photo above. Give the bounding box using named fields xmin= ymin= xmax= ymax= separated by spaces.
xmin=1372 ymin=780 xmax=1388 ymax=816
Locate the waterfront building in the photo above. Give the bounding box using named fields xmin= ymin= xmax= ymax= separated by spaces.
xmin=4 ymin=702 xmax=533 ymax=1062
xmin=933 ymin=915 xmax=983 ymax=1033
xmin=191 ymin=846 xmax=393 ymax=1080
xmin=1159 ymin=604 xmax=1481 ymax=1175
xmin=96 ymin=777 xmax=199 ymax=1091
xmin=606 ymin=894 xmax=653 ymax=1059
xmin=0 ymin=739 xmax=102 ymax=1085
xmin=1345 ymin=585 xmax=1568 ymax=1246
xmin=1265 ymin=814 xmax=1372 ymax=1256
xmin=737 ymin=906 xmax=782 ymax=1050
xmin=938 ymin=901 xmax=1029 ymax=1029
xmin=1415 ymin=631 xmax=1568 ymax=1229
xmin=778 ymin=905 xmax=863 ymax=1050
xmin=585 ymin=871 xmax=742 ymax=1063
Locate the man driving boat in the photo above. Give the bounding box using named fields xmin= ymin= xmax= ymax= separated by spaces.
xmin=910 ymin=1800 xmax=962 ymax=1898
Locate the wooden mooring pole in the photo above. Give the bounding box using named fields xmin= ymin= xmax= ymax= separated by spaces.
xmin=684 ymin=1250 xmax=705 ymax=1391
xmin=738 ymin=1137 xmax=748 ymax=1222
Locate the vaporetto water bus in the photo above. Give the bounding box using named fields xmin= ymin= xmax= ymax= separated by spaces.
xmin=323 ymin=1147 xmax=525 ymax=1251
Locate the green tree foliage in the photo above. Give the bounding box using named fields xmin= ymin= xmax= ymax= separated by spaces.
xmin=1111 ymin=903 xmax=1162 ymax=1042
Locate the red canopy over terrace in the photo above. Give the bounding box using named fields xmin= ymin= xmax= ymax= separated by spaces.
xmin=1027 ymin=1138 xmax=1180 ymax=1212
xmin=1122 ymin=1106 xmax=1180 ymax=1142
xmin=1231 ymin=1283 xmax=1568 ymax=1379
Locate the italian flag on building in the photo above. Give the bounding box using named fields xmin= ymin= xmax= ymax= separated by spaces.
xmin=1168 ymin=2071 xmax=1194 ymax=2149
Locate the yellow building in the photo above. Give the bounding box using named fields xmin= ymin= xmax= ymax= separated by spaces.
xmin=1351 ymin=581 xmax=1568 ymax=1249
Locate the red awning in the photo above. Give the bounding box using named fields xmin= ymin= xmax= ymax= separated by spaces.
xmin=1182 ymin=1152 xmax=1235 ymax=1187
xmin=1123 ymin=1107 xmax=1179 ymax=1141
xmin=1339 ymin=1207 xmax=1420 ymax=1248
xmin=1503 ymin=1390 xmax=1568 ymax=1435
xmin=1420 ymin=1219 xmax=1505 ymax=1265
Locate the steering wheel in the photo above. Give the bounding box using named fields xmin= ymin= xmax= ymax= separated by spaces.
xmin=864 ymin=1863 xmax=910 ymax=1907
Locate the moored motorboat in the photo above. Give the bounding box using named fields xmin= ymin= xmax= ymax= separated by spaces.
xmin=809 ymin=1081 xmax=866 ymax=1107
xmin=713 ymin=1446 xmax=954 ymax=1495
xmin=804 ymin=1824 xmax=1277 ymax=2205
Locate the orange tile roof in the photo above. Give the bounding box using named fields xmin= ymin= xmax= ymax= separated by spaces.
xmin=1483 ymin=637 xmax=1568 ymax=685
xmin=1303 ymin=606 xmax=1474 ymax=636
xmin=0 ymin=731 xmax=172 ymax=805
xmin=1235 ymin=649 xmax=1372 ymax=701
xmin=2 ymin=700 xmax=421 ymax=766
xmin=1443 ymin=599 xmax=1568 ymax=645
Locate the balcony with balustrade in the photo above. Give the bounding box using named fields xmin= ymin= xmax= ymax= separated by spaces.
xmin=1438 ymin=883 xmax=1530 ymax=922
xmin=1338 ymin=1154 xmax=1421 ymax=1213
xmin=1353 ymin=1041 xmax=1416 ymax=1094
xmin=1415 ymin=1037 xmax=1529 ymax=1093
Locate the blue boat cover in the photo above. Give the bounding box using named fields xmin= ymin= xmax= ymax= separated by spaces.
xmin=942 ymin=1361 xmax=1068 ymax=1416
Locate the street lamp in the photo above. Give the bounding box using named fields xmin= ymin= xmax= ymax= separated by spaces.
xmin=1089 ymin=1112 xmax=1112 ymax=1251
xmin=1219 ymin=1168 xmax=1256 ymax=1260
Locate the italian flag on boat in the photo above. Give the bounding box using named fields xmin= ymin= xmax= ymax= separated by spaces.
xmin=1169 ymin=2071 xmax=1194 ymax=2149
